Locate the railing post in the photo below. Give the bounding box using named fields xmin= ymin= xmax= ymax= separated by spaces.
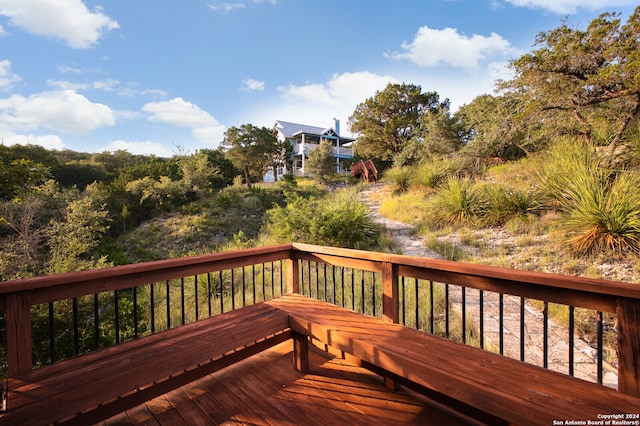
xmin=617 ymin=299 xmax=640 ymax=397
xmin=382 ymin=261 xmax=399 ymax=324
xmin=5 ymin=292 xmax=33 ymax=376
xmin=285 ymin=253 xmax=300 ymax=294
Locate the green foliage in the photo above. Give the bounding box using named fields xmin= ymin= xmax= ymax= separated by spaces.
xmin=305 ymin=139 xmax=336 ymax=181
xmin=384 ymin=166 xmax=413 ymax=192
xmin=221 ymin=124 xmax=279 ymax=188
xmin=412 ymin=158 xmax=456 ymax=190
xmin=538 ymin=139 xmax=640 ymax=254
xmin=426 ymin=177 xmax=483 ymax=226
xmin=477 ymin=183 xmax=540 ymax=226
xmin=267 ymin=187 xmax=382 ymax=250
xmin=350 ymin=83 xmax=442 ymax=161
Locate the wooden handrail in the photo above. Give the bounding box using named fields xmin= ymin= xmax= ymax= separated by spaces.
xmin=1 ymin=242 xmax=639 ymax=396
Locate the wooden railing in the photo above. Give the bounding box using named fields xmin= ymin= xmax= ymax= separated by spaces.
xmin=1 ymin=243 xmax=639 ymax=397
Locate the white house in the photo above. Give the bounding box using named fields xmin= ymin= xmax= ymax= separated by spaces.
xmin=264 ymin=119 xmax=355 ymax=181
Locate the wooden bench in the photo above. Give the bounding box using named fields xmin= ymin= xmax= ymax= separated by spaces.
xmin=3 ymin=302 xmax=290 ymax=426
xmin=266 ymin=294 xmax=640 ymax=426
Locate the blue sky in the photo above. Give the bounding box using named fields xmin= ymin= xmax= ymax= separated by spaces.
xmin=0 ymin=0 xmax=637 ymax=157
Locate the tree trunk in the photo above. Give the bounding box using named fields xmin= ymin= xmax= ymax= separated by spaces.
xmin=244 ymin=166 xmax=252 ymax=188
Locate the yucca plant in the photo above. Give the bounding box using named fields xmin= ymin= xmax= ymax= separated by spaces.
xmin=478 ymin=182 xmax=540 ymax=226
xmin=384 ymin=166 xmax=413 ymax=192
xmin=538 ymin=138 xmax=640 ymax=254
xmin=412 ymin=158 xmax=454 ymax=190
xmin=426 ymin=177 xmax=483 ymax=226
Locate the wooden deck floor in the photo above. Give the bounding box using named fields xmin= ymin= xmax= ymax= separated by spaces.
xmin=99 ymin=341 xmax=472 ymax=426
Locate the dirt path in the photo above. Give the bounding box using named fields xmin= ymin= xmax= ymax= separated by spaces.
xmin=359 ymin=183 xmax=617 ymax=388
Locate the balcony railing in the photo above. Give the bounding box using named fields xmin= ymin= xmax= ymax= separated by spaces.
xmin=293 ymin=143 xmax=354 ymax=158
xmin=1 ymin=242 xmax=639 ymax=398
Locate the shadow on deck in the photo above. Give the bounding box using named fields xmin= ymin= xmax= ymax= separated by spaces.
xmin=103 ymin=341 xmax=466 ymax=426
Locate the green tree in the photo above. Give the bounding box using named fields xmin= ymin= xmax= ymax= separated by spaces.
xmin=503 ymin=7 xmax=640 ymax=158
xmin=221 ymin=124 xmax=278 ymax=188
xmin=349 ymin=83 xmax=442 ymax=161
xmin=420 ymin=100 xmax=465 ymax=157
xmin=305 ymin=139 xmax=336 ymax=181
xmin=178 ymin=152 xmax=221 ymax=197
xmin=46 ymin=183 xmax=111 ymax=274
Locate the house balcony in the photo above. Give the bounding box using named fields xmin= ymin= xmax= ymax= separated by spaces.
xmin=293 ymin=143 xmax=354 ymax=159
xmin=1 ymin=243 xmax=639 ymax=425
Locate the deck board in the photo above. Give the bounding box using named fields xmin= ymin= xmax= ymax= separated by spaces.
xmin=101 ymin=341 xmax=470 ymax=426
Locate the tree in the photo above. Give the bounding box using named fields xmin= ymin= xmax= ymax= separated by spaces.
xmin=503 ymin=7 xmax=640 ymax=158
xmin=349 ymin=83 xmax=442 ymax=161
xmin=178 ymin=152 xmax=221 ymax=197
xmin=305 ymin=139 xmax=336 ymax=181
xmin=264 ymin=137 xmax=293 ymax=183
xmin=419 ymin=100 xmax=465 ymax=157
xmin=221 ymin=124 xmax=278 ymax=188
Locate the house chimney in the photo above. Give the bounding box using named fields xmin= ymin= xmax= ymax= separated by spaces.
xmin=333 ymin=118 xmax=340 ymax=135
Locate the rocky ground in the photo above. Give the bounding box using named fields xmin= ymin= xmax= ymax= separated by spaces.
xmin=359 ymin=183 xmax=618 ymax=388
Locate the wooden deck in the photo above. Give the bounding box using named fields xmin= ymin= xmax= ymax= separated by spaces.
xmin=100 ymin=341 xmax=470 ymax=426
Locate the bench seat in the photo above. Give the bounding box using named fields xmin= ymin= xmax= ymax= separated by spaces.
xmin=4 ymin=302 xmax=290 ymax=426
xmin=266 ymin=294 xmax=640 ymax=426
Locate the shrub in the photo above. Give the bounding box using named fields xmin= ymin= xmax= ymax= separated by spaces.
xmin=477 ymin=182 xmax=540 ymax=226
xmin=538 ymin=138 xmax=640 ymax=254
xmin=426 ymin=177 xmax=483 ymax=226
xmin=384 ymin=166 xmax=413 ymax=192
xmin=412 ymin=158 xmax=454 ymax=190
xmin=266 ymin=187 xmax=382 ymax=250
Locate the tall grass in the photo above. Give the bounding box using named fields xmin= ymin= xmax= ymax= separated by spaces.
xmin=384 ymin=166 xmax=413 ymax=192
xmin=538 ymin=139 xmax=640 ymax=254
xmin=425 ymin=177 xmax=483 ymax=226
xmin=412 ymin=158 xmax=455 ymax=190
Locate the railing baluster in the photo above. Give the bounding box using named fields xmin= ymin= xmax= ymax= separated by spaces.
xmin=341 ymin=267 xmax=345 ymax=308
xmin=462 ymin=286 xmax=466 ymax=344
xmin=73 ymin=298 xmax=79 ymax=356
xmin=207 ymin=273 xmax=212 ymax=317
xmin=279 ymin=260 xmax=284 ymax=296
xmin=271 ymin=261 xmax=275 ymax=299
xmin=445 ymin=284 xmax=450 ymax=339
xmin=114 ymin=290 xmax=120 ymax=344
xmin=332 ymin=265 xmax=336 ymax=305
xmin=133 ymin=287 xmax=138 ymax=339
xmin=428 ymin=280 xmax=433 ymax=334
xmin=543 ymin=301 xmax=549 ymax=368
xmin=479 ymin=290 xmax=484 ymax=350
xmin=94 ymin=294 xmax=99 ymax=349
xmin=372 ymin=272 xmax=376 ymax=317
xmin=597 ymin=311 xmax=603 ymax=385
xmin=360 ymin=271 xmax=365 ymax=314
xmin=231 ymin=269 xmax=236 ymax=311
xmin=194 ymin=275 xmax=199 ymax=320
xmin=252 ymin=264 xmax=257 ymax=303
xmin=499 ymin=293 xmax=504 ymax=355
xmin=242 ymin=267 xmax=246 ymax=308
xmin=569 ymin=306 xmax=574 ymax=376
xmin=49 ymin=301 xmax=55 ymax=364
xmin=351 ymin=268 xmax=355 ymax=311
xmin=165 ymin=280 xmax=171 ymax=329
xmin=180 ymin=278 xmax=185 ymax=325
xmin=401 ymin=276 xmax=406 ymax=326
xmin=520 ymin=296 xmax=525 ymax=362
xmin=219 ymin=271 xmax=224 ymax=314
xmin=262 ymin=263 xmax=266 ymax=302
xmin=150 ymin=283 xmax=155 ymax=334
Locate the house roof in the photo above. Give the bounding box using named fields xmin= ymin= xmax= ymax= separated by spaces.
xmin=275 ymin=120 xmax=355 ymax=143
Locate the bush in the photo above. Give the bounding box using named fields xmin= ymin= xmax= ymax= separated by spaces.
xmin=384 ymin=166 xmax=413 ymax=192
xmin=538 ymin=138 xmax=640 ymax=254
xmin=412 ymin=158 xmax=455 ymax=190
xmin=426 ymin=177 xmax=483 ymax=226
xmin=266 ymin=187 xmax=382 ymax=249
xmin=477 ymin=182 xmax=540 ymax=226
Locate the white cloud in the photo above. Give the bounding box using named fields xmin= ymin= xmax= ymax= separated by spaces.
xmin=99 ymin=140 xmax=173 ymax=157
xmin=501 ymin=0 xmax=637 ymax=14
xmin=0 ymin=59 xmax=20 ymax=91
xmin=241 ymin=78 xmax=265 ymax=92
xmin=389 ymin=26 xmax=513 ymax=70
xmin=0 ymin=90 xmax=116 ymax=134
xmin=2 ymin=133 xmax=65 ymax=150
xmin=142 ymin=97 xmax=225 ymax=144
xmin=0 ymin=0 xmax=119 ymax=48
xmin=207 ymin=2 xmax=247 ymax=13
xmin=266 ymin=71 xmax=397 ymax=134
xmin=278 ymin=71 xmax=397 ymax=107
